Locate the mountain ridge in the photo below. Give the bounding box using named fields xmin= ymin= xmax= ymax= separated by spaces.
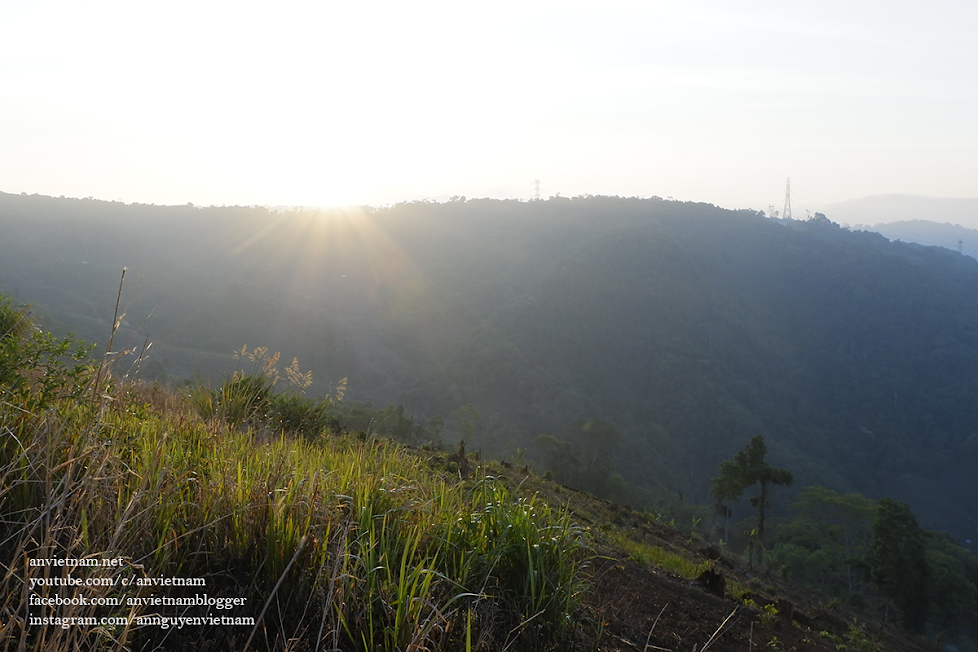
xmin=2 ymin=191 xmax=977 ymax=546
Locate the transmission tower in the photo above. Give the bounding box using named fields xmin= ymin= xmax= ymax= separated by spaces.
xmin=533 ymin=179 xmax=541 ymax=201
xmin=782 ymin=178 xmax=793 ymax=220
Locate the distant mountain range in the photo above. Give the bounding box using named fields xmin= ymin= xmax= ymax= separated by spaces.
xmin=821 ymin=194 xmax=978 ymax=228
xmin=814 ymin=194 xmax=978 ymax=258
xmin=868 ymin=220 xmax=978 ymax=259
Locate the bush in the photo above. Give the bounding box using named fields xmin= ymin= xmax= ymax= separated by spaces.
xmin=0 ymin=296 xmax=94 ymax=415
xmin=267 ymin=393 xmax=331 ymax=437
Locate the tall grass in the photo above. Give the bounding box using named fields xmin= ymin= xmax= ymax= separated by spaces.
xmin=0 ymin=303 xmax=589 ymax=651
xmin=186 ymin=371 xmax=274 ymax=429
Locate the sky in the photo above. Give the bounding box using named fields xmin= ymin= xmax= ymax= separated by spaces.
xmin=1 ymin=0 xmax=976 ymax=213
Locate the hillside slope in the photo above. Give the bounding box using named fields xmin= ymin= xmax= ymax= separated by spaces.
xmin=2 ymin=192 xmax=977 ymax=544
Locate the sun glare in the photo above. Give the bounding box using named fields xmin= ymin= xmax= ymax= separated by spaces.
xmin=227 ymin=204 xmax=423 ymax=314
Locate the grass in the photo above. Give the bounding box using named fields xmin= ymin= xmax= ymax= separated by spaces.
xmin=604 ymin=530 xmax=711 ymax=580
xmin=0 ymin=303 xmax=589 ymax=651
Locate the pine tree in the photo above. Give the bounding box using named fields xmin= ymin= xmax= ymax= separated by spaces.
xmin=710 ymin=435 xmax=793 ymax=566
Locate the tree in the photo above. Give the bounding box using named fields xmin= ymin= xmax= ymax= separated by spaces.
xmin=866 ymin=498 xmax=929 ymax=632
xmin=534 ymin=418 xmax=624 ymax=498
xmin=710 ymin=435 xmax=793 ymax=565
xmin=427 ymin=415 xmax=445 ymax=441
xmin=569 ymin=418 xmax=623 ymax=478
xmin=451 ymin=404 xmax=482 ymax=447
xmin=770 ymin=486 xmax=876 ymax=597
xmin=533 ymin=434 xmax=581 ymax=485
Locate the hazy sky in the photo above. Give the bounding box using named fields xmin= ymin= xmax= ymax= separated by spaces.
xmin=2 ymin=0 xmax=975 ymax=212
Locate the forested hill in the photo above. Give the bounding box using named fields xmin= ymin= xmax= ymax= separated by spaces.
xmin=2 ymin=191 xmax=977 ymax=545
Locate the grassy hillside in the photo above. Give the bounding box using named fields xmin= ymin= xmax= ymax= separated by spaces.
xmin=1 ymin=299 xmax=952 ymax=651
xmin=0 ymin=303 xmax=586 ymax=651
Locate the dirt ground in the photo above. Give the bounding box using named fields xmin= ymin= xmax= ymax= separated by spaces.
xmin=585 ymin=555 xmax=939 ymax=652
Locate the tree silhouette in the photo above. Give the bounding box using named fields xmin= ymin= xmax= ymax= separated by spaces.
xmin=711 ymin=435 xmax=793 ymax=566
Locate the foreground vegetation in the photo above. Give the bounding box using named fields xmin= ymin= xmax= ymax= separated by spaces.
xmin=4 ymin=283 xmax=974 ymax=651
xmin=0 ymin=298 xmax=587 ymax=651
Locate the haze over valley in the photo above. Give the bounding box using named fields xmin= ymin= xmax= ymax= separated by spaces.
xmin=3 ymin=1 xmax=978 ymax=647
xmin=4 ymin=190 xmax=978 ymax=549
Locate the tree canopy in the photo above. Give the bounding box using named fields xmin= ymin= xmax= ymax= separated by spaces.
xmin=866 ymin=498 xmax=929 ymax=632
